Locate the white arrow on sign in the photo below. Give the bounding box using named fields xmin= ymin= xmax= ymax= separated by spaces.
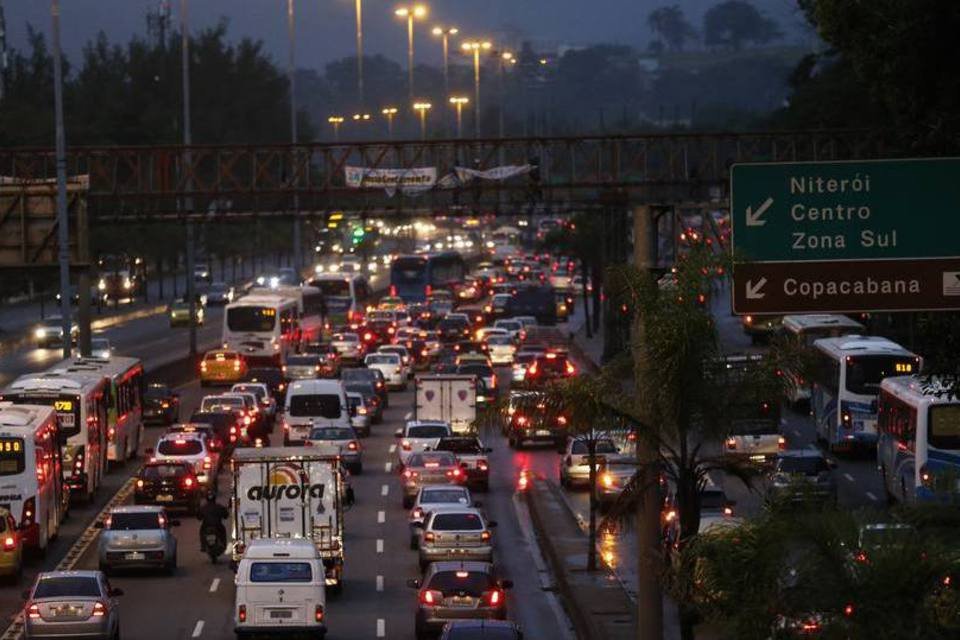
xmin=746 ymin=197 xmax=774 ymax=227
xmin=746 ymin=278 xmax=767 ymax=300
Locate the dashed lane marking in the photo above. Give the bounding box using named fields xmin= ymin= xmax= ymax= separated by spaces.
xmin=381 ymin=484 xmax=389 ymax=497
xmin=866 ymin=491 xmax=879 ymax=501
xmin=377 ymin=510 xmax=385 ymax=524
xmin=377 ymin=619 xmax=386 ymax=637
xmin=389 ymin=444 xmax=397 ymax=454
xmin=376 ymin=575 xmax=384 ymax=592
xmin=384 ymin=461 xmax=393 ymax=473
xmin=376 ymin=539 xmax=384 ymax=553
xmin=843 ymin=473 xmax=855 ymax=482
xmin=210 ymin=578 xmax=220 ymax=593
xmin=192 ymin=620 xmax=205 ymax=638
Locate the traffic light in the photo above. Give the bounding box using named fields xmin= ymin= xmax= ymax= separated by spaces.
xmin=352 ymin=226 xmax=365 ymax=245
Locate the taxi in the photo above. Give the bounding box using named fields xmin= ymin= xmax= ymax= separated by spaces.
xmin=200 ymin=350 xmax=247 ymax=386
xmin=0 ymin=508 xmax=22 ymax=579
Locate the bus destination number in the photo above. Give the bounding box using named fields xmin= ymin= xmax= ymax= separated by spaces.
xmin=0 ymin=441 xmax=21 ymax=453
xmin=895 ymin=363 xmax=914 ymax=373
xmin=260 ymin=308 xmax=276 ymax=317
xmin=54 ymin=400 xmax=74 ymax=412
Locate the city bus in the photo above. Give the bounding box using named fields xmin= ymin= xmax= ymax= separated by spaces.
xmin=0 ymin=403 xmax=66 ymax=551
xmin=781 ymin=314 xmax=865 ymax=407
xmin=2 ymin=370 xmax=109 ymax=502
xmin=389 ymin=252 xmax=467 ymax=302
xmin=810 ymin=336 xmax=920 ymax=452
xmin=58 ymin=357 xmax=145 ymax=465
xmin=223 ymin=294 xmax=301 ymax=367
xmin=304 ymin=273 xmax=372 ymax=326
xmin=878 ymin=376 xmax=960 ymax=503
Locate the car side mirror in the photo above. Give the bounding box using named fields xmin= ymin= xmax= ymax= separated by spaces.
xmin=499 ymin=579 xmax=514 ymax=589
xmin=487 ymin=520 xmax=498 ymax=528
xmin=406 ymin=578 xmax=421 ymax=589
xmin=108 ymin=588 xmax=124 ymax=597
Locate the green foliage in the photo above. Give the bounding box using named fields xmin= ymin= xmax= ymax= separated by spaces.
xmin=647 ymin=5 xmax=698 ymax=52
xmin=703 ymin=0 xmax=782 ymax=51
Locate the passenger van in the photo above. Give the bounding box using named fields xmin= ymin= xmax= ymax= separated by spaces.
xmin=282 ymin=380 xmax=349 ymax=445
xmin=234 ymin=538 xmax=327 ymax=638
xmin=0 ymin=403 xmax=67 ymax=551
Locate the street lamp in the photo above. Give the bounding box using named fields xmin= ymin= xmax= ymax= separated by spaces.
xmin=498 ymin=51 xmax=515 ymax=141
xmin=461 ymin=39 xmax=491 ymax=138
xmin=381 ymin=107 xmax=398 ymax=138
xmin=352 ymin=113 xmax=372 ymax=121
xmin=395 ymin=5 xmax=427 ymax=104
xmin=432 ymin=26 xmax=458 ymax=118
xmin=413 ymin=101 xmax=432 ymax=140
xmin=449 ymin=96 xmax=469 ymax=138
xmin=328 ymin=115 xmax=344 ymax=141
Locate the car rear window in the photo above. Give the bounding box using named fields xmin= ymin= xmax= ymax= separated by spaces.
xmin=249 ymin=562 xmax=313 ymax=583
xmin=571 ymin=440 xmax=617 ymax=455
xmin=778 ymin=456 xmax=828 ymax=475
xmin=408 ymin=425 xmax=450 ymax=438
xmin=286 ymin=356 xmax=319 ymax=366
xmin=157 ymin=439 xmax=203 ymax=456
xmin=288 ymin=394 xmax=341 ymax=418
xmin=409 ymin=452 xmax=457 ymax=467
xmin=431 ymin=512 xmax=484 ymax=531
xmin=142 ymin=464 xmax=189 ymax=480
xmin=442 ymin=629 xmax=518 ymax=640
xmin=34 ymin=577 xmax=101 ymax=599
xmin=205 ymin=351 xmax=237 ymax=361
xmin=421 ymin=488 xmax=470 ymax=504
xmin=427 ymin=571 xmax=495 ymax=596
xmin=437 ymin=439 xmax=483 ymax=454
xmin=109 ymin=512 xmax=162 ymax=530
xmin=366 ymin=355 xmax=399 ymax=365
xmin=310 ymin=427 xmax=353 ymax=440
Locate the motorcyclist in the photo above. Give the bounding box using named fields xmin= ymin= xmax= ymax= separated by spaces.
xmin=197 ymin=491 xmax=228 ymax=551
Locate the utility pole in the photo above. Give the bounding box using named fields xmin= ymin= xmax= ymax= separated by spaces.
xmin=51 ymin=0 xmax=72 ymax=361
xmin=0 ymin=1 xmax=8 ymax=101
xmin=632 ymin=204 xmax=664 ymax=640
xmin=355 ymin=0 xmax=363 ymax=105
xmin=180 ymin=0 xmax=197 ymax=356
xmin=287 ymin=0 xmax=301 ymax=276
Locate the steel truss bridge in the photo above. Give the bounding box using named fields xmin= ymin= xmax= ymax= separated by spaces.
xmin=0 ymin=130 xmax=887 ymax=223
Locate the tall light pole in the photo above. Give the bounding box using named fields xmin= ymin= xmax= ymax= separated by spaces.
xmin=413 ymin=101 xmax=431 ymax=140
xmin=498 ymin=52 xmax=515 ymax=140
xmin=51 ymin=0 xmax=71 ymax=360
xmin=381 ymin=107 xmax=398 ymax=139
xmin=286 ymin=0 xmax=301 ymax=274
xmin=449 ymin=96 xmax=468 ymax=138
xmin=395 ymin=5 xmax=427 ymax=105
xmin=461 ymin=40 xmax=491 ymax=138
xmin=328 ymin=116 xmax=344 ymax=141
xmin=355 ymin=0 xmax=364 ymax=105
xmin=432 ymin=25 xmax=457 ymax=131
xmin=179 ymin=0 xmax=197 ymax=356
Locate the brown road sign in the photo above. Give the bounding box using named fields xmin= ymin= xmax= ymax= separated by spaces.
xmin=732 ymin=258 xmax=960 ymax=314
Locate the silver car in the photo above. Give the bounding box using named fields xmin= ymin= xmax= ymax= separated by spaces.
xmin=408 ymin=485 xmax=476 ymax=550
xmin=24 ymin=571 xmax=123 ymax=640
xmin=307 ymin=425 xmax=363 ymax=474
xmin=96 ymin=506 xmax=179 ymax=575
xmin=346 ymin=391 xmax=372 ymax=437
xmin=331 ymin=332 xmax=364 ymax=361
xmin=417 ymin=507 xmax=496 ymax=571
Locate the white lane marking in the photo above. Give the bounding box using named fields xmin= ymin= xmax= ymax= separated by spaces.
xmin=377 ymin=619 xmax=386 ymax=637
xmin=192 ymin=620 xmax=205 ymax=638
xmin=389 ymin=444 xmax=397 ymax=453
xmin=209 ymin=578 xmax=220 ymax=593
xmin=404 ymin=412 xmax=413 ymax=420
xmin=866 ymin=491 xmax=878 ymax=501
xmin=385 ymin=461 xmax=393 ymax=473
xmin=376 ymin=539 xmax=384 ymax=553
xmin=382 ymin=484 xmax=390 ymax=497
xmin=843 ymin=473 xmax=855 ymax=482
xmin=376 ymin=575 xmax=384 ymax=592
xmin=377 ymin=510 xmax=385 ymax=524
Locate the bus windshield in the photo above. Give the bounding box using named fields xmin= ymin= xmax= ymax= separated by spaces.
xmin=929 ymin=405 xmax=960 ymax=450
xmin=0 ymin=437 xmax=25 ymax=475
xmin=227 ymin=306 xmax=277 ymax=332
xmin=391 ymin=257 xmax=427 ymax=284
xmin=310 ymin=279 xmax=351 ymax=297
xmin=846 ymin=356 xmax=917 ymax=395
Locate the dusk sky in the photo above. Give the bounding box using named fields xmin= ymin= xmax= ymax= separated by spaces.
xmin=5 ymin=0 xmax=805 ymax=70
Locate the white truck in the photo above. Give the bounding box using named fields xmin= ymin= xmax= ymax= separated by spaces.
xmin=230 ymin=448 xmax=347 ymax=594
xmin=414 ymin=375 xmax=478 ymax=434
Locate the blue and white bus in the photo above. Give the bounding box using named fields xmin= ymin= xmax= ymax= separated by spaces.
xmin=389 ymin=252 xmax=466 ymax=302
xmin=810 ymin=336 xmax=919 ymax=452
xmin=878 ymin=376 xmax=960 ymax=503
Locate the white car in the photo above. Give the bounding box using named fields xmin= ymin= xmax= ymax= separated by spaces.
xmin=558 ymin=436 xmax=623 ymax=489
xmin=331 ymin=332 xmax=364 ymax=361
xmin=364 ymin=353 xmax=406 ymax=390
xmin=417 ymin=507 xmax=496 ymax=570
xmin=476 ymin=327 xmax=509 ymax=342
xmin=486 ymin=335 xmax=516 ymax=365
xmin=377 ymin=345 xmax=412 ymax=376
xmin=408 ymin=485 xmax=477 ymax=550
xmin=306 ymin=425 xmax=362 ymax=474
xmin=493 ymin=319 xmax=523 ymax=340
xmin=395 ymin=420 xmax=452 ymax=466
xmin=150 ymin=432 xmax=217 ymax=487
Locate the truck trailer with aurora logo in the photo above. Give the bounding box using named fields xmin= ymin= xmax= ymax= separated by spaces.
xmin=229 ymin=447 xmax=347 ymax=592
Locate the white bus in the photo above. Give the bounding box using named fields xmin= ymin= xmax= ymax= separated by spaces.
xmin=1 ymin=370 xmax=109 ymax=502
xmin=781 ymin=314 xmax=865 ymax=406
xmin=223 ymin=294 xmax=301 ymax=367
xmin=304 ymin=274 xmax=372 ymax=328
xmin=878 ymin=376 xmax=960 ymax=503
xmin=0 ymin=403 xmax=66 ymax=551
xmin=57 ymin=357 xmax=145 ymax=465
xmin=811 ymin=336 xmax=920 ymax=452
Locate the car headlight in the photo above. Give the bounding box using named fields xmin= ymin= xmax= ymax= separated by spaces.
xmin=123 ymin=278 xmax=132 ymax=289
xmin=98 ymin=279 xmax=106 ymax=291
xmin=35 ymin=328 xmax=46 ymax=338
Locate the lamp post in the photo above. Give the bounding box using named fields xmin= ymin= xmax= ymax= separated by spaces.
xmin=179 ymin=0 xmax=198 ymax=356
xmin=413 ymin=101 xmax=432 ymax=140
xmin=51 ymin=0 xmax=72 ymax=360
xmin=432 ymin=25 xmax=458 ymax=131
xmin=498 ymin=51 xmax=515 ymax=140
xmin=381 ymin=107 xmax=398 ymax=138
xmin=286 ymin=0 xmax=301 ymax=275
xmin=355 ymin=0 xmax=364 ymax=105
xmin=328 ymin=116 xmax=344 ymax=141
xmin=461 ymin=40 xmax=491 ymax=138
xmin=449 ymin=96 xmax=469 ymax=138
xmin=395 ymin=5 xmax=427 ymax=104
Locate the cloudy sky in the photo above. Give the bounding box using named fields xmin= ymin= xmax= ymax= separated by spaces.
xmin=5 ymin=0 xmax=806 ymax=70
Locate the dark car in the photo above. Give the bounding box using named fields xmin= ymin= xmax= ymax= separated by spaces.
xmin=342 ymin=367 xmax=389 ymax=408
xmin=767 ymin=449 xmax=838 ymax=507
xmin=302 ymin=342 xmax=342 ymax=378
xmin=143 ymin=383 xmax=180 ymax=425
xmin=502 ymin=285 xmax=557 ymax=326
xmin=344 ymin=381 xmax=384 ymax=424
xmin=189 ymin=411 xmax=240 ymax=449
xmin=244 ymin=367 xmax=287 ymax=404
xmin=409 ymin=562 xmax=512 ymax=638
xmin=453 ymin=340 xmax=488 ymax=356
xmin=434 ymin=436 xmax=492 ymax=491
xmin=440 ymin=620 xmax=523 ymax=640
xmin=134 ymin=461 xmax=203 ymax=513
xmin=438 ymin=316 xmax=471 ymax=342
xmin=524 ymin=350 xmax=576 ymax=386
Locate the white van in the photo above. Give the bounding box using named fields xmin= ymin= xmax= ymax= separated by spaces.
xmin=234 ymin=538 xmax=327 ymax=638
xmin=282 ymin=380 xmax=349 ymax=445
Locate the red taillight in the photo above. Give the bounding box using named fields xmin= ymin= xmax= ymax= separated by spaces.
xmin=401 ymin=440 xmax=412 ymax=451
xmin=238 ymin=604 xmax=247 ymax=623
xmin=565 ymin=361 xmax=576 ymax=376
xmin=844 ymin=603 xmax=855 ymax=617
xmin=364 ymin=332 xmax=373 ymax=341
xmin=389 ymin=285 xmax=397 ymax=297
xmin=516 ymin=416 xmax=528 ymax=426
xmin=478 ymin=460 xmax=488 ymax=472
xmin=200 ymin=361 xmax=208 ymax=372
xmin=725 ymin=437 xmax=737 ymax=450
xmin=412 ymin=507 xmax=424 ymax=519
xmin=347 ymin=441 xmax=359 ymax=451
xmin=423 ymin=531 xmax=435 ymax=543
xmin=778 ymin=436 xmax=786 ymax=451
xmin=403 ymin=469 xmax=418 ymax=479
xmin=3 ymin=536 xmax=16 ymax=551
xmin=136 ymin=479 xmax=144 ymax=489
xmin=481 ymin=530 xmax=491 ymax=542
xmin=448 ymin=468 xmax=463 ymax=479
xmin=425 ymin=284 xmax=432 ymax=297
xmin=528 ymin=361 xmax=538 ymax=376
xmin=203 ymin=455 xmax=212 ymax=470
xmin=92 ymin=601 xmax=107 ymax=617
xmin=485 ymin=589 xmax=503 ymax=606
xmin=421 ymin=589 xmax=442 ymax=605
xmin=27 ymin=604 xmax=40 ymax=619
xmin=315 ymin=604 xmax=325 ymax=622
xmin=183 ymin=476 xmax=195 ymax=488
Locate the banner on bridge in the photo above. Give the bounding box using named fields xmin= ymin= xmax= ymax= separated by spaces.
xmin=345 ymin=166 xmax=436 ymax=194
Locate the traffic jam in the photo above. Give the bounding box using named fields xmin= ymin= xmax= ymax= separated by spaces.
xmin=0 ymin=218 xmax=589 ymax=639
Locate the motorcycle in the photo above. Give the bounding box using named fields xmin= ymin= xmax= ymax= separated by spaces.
xmin=200 ymin=523 xmax=227 ymax=564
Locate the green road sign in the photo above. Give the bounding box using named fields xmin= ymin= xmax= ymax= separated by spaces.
xmin=731 ymin=158 xmax=960 ymax=262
